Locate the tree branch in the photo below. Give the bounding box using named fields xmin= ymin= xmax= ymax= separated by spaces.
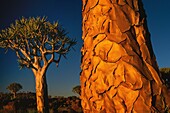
xmin=20 ymin=49 xmax=31 ymax=61
xmin=0 ymin=16 xmax=76 ymax=76
xmin=40 ymin=46 xmax=48 ymax=66
xmin=54 ymin=54 xmax=61 ymax=67
xmin=45 ymin=43 xmax=64 ymax=54
xmin=47 ymin=44 xmax=55 ymax=64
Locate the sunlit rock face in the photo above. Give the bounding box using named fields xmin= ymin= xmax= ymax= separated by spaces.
xmin=80 ymin=0 xmax=168 ymax=112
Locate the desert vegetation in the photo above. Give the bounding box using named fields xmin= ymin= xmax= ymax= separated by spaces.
xmin=0 ymin=17 xmax=76 ymax=113
xmin=1 ymin=0 xmax=170 ymax=113
xmin=6 ymin=83 xmax=22 ymax=99
xmin=0 ymin=92 xmax=82 ymax=113
xmin=0 ymin=68 xmax=169 ymax=113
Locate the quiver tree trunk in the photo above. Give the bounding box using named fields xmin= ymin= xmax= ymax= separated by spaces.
xmin=13 ymin=92 xmax=16 ymax=99
xmin=80 ymin=0 xmax=170 ymax=113
xmin=33 ymin=69 xmax=49 ymax=113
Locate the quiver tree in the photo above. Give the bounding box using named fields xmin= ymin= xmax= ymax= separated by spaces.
xmin=160 ymin=68 xmax=170 ymax=89
xmin=72 ymin=85 xmax=81 ymax=96
xmin=6 ymin=82 xmax=22 ymax=99
xmin=0 ymin=17 xmax=76 ymax=113
xmin=81 ymin=0 xmax=170 ymax=112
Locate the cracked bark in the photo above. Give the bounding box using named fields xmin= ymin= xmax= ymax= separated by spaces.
xmin=32 ymin=68 xmax=49 ymax=113
xmin=81 ymin=0 xmax=170 ymax=112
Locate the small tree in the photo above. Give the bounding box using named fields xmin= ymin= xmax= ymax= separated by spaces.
xmin=160 ymin=68 xmax=170 ymax=88
xmin=72 ymin=85 xmax=81 ymax=96
xmin=6 ymin=82 xmax=22 ymax=99
xmin=0 ymin=17 xmax=76 ymax=113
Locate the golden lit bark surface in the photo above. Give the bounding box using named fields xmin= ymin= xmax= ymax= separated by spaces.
xmin=33 ymin=69 xmax=49 ymax=113
xmin=81 ymin=0 xmax=169 ymax=112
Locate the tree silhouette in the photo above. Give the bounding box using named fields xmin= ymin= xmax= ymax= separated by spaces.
xmin=160 ymin=68 xmax=170 ymax=88
xmin=6 ymin=82 xmax=22 ymax=99
xmin=0 ymin=17 xmax=76 ymax=113
xmin=72 ymin=85 xmax=81 ymax=96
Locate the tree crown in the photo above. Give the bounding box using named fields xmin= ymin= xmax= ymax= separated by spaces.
xmin=0 ymin=17 xmax=76 ymax=70
xmin=72 ymin=85 xmax=81 ymax=95
xmin=160 ymin=68 xmax=170 ymax=74
xmin=6 ymin=82 xmax=22 ymax=93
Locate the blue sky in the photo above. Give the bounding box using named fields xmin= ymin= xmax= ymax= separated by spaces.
xmin=0 ymin=0 xmax=170 ymax=96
